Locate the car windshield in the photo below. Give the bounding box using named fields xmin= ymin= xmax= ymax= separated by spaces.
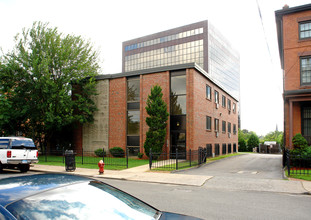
xmin=6 ymin=180 xmax=161 ymax=220
xmin=11 ymin=139 xmax=36 ymax=149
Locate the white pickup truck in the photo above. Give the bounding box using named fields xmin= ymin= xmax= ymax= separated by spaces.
xmin=0 ymin=137 xmax=38 ymax=172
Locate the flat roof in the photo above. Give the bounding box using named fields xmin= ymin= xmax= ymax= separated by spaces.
xmin=96 ymin=63 xmax=239 ymax=102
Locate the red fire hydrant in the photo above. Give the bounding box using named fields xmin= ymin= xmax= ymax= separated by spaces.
xmin=98 ymin=160 xmax=105 ymax=174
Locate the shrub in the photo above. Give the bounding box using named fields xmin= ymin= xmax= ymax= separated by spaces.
xmin=109 ymin=147 xmax=125 ymax=157
xmin=94 ymin=148 xmax=106 ymax=157
xmin=137 ymin=152 xmax=143 ymax=159
xmin=292 ymin=133 xmax=308 ymax=150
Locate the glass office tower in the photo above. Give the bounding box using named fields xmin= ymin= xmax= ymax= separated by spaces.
xmin=122 ymin=20 xmax=240 ymax=101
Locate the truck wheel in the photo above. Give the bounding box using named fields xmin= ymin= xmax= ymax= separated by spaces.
xmin=19 ymin=164 xmax=30 ymax=173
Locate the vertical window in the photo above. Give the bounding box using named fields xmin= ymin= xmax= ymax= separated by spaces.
xmin=206 ymin=85 xmax=211 ymax=100
xmin=228 ymin=99 xmax=231 ymax=110
xmin=222 ymin=95 xmax=226 ymax=107
xmin=302 ymin=105 xmax=311 ymax=137
xmin=233 ymin=103 xmax=236 ymax=113
xmin=222 ymin=121 xmax=226 ymax=133
xmin=299 ymin=21 xmax=311 ymax=39
xmin=301 ymin=57 xmax=311 ymax=85
xmin=222 ymin=144 xmax=226 ymax=155
xmin=127 ymin=77 xmax=140 ymax=156
xmin=233 ymin=124 xmax=237 ymax=135
xmin=228 ymin=122 xmax=231 ymax=133
xmin=215 ymin=144 xmax=220 ymax=156
xmin=206 ymin=116 xmax=211 ymax=130
xmin=171 ymin=71 xmax=186 ymax=115
xmin=214 ymin=90 xmax=219 ymax=104
xmin=214 ymin=118 xmax=219 ymax=132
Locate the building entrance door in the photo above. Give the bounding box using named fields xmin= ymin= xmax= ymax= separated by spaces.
xmin=170 ymin=132 xmax=186 ymax=159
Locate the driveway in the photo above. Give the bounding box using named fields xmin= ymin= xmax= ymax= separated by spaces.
xmin=178 ymin=153 xmax=309 ymax=194
xmin=180 ymin=153 xmax=283 ymax=179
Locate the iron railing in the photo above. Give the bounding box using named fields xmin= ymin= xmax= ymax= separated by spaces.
xmin=284 ymin=149 xmax=311 ymax=175
xmin=39 ymin=148 xmax=128 ymax=168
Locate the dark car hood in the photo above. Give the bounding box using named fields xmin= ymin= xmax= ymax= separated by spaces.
xmin=161 ymin=211 xmax=203 ymax=220
xmin=0 ymin=174 xmax=87 ymax=206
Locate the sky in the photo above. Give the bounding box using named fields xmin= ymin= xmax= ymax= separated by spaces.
xmin=0 ymin=0 xmax=310 ymax=136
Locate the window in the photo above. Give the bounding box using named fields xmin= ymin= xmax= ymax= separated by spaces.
xmin=214 ymin=118 xmax=219 ymax=132
xmin=302 ymin=105 xmax=311 ymax=137
xmin=233 ymin=124 xmax=237 ymax=135
xmin=233 ymin=103 xmax=236 ymax=113
xmin=206 ymin=116 xmax=211 ymax=130
xmin=299 ymin=21 xmax=311 ymax=39
xmin=222 ymin=121 xmax=226 ymax=133
xmin=206 ymin=85 xmax=211 ymax=100
xmin=171 ymin=71 xmax=186 ymax=115
xmin=127 ymin=77 xmax=140 ymax=102
xmin=214 ymin=90 xmax=219 ymax=104
xmin=215 ymin=144 xmax=220 ymax=156
xmin=228 ymin=99 xmax=231 ymax=110
xmin=222 ymin=143 xmax=226 ymax=155
xmin=222 ymin=95 xmax=226 ymax=107
xmin=301 ymin=56 xmax=311 ymax=85
xmin=228 ymin=122 xmax=231 ymax=133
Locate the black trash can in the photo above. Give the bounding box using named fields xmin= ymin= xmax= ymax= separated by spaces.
xmin=65 ymin=150 xmax=76 ymax=172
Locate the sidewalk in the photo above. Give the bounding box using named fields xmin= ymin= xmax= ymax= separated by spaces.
xmin=31 ymin=164 xmax=212 ymax=187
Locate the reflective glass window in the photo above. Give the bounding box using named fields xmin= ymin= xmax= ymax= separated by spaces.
xmin=300 ymin=21 xmax=311 ymax=39
xmin=222 ymin=121 xmax=226 ymax=133
xmin=170 ymin=95 xmax=186 ymax=115
xmin=301 ymin=56 xmax=311 ymax=85
xmin=127 ymin=78 xmax=140 ymax=102
xmin=206 ymin=85 xmax=211 ymax=100
xmin=206 ymin=116 xmax=211 ymax=130
xmin=127 ymin=110 xmax=140 ymax=135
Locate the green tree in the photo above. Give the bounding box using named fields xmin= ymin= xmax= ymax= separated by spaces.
xmin=0 ymin=22 xmax=99 ymax=149
xmin=238 ymin=129 xmax=247 ymax=151
xmin=247 ymin=133 xmax=259 ymax=150
xmin=144 ymin=85 xmax=169 ymax=157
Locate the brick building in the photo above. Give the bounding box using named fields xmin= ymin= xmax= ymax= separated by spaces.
xmin=74 ymin=63 xmax=238 ymax=157
xmin=276 ymin=3 xmax=311 ymax=147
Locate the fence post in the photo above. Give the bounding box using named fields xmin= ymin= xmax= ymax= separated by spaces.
xmin=286 ymin=150 xmax=290 ymax=176
xmin=189 ymin=149 xmax=192 ymax=167
xmin=82 ymin=148 xmax=84 ymax=165
xmin=102 ymin=147 xmax=105 ymax=163
xmin=62 ymin=147 xmax=65 ymax=164
xmin=149 ymin=148 xmax=152 ymax=170
xmin=45 ymin=147 xmax=47 ymax=162
xmin=126 ymin=147 xmax=129 ymax=168
xmin=176 ymin=148 xmax=178 ymax=170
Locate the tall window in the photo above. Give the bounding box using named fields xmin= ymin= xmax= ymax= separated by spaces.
xmin=228 ymin=122 xmax=231 ymax=133
xmin=222 ymin=95 xmax=226 ymax=107
xmin=222 ymin=121 xmax=226 ymax=133
xmin=214 ymin=118 xmax=219 ymax=132
xmin=228 ymin=99 xmax=231 ymax=110
xmin=233 ymin=103 xmax=236 ymax=113
xmin=206 ymin=116 xmax=211 ymax=130
xmin=301 ymin=56 xmax=311 ymax=85
xmin=171 ymin=71 xmax=186 ymax=115
xmin=214 ymin=90 xmax=219 ymax=104
xmin=233 ymin=124 xmax=237 ymax=135
xmin=206 ymin=85 xmax=211 ymax=100
xmin=299 ymin=21 xmax=311 ymax=39
xmin=222 ymin=144 xmax=226 ymax=155
xmin=302 ymin=106 xmax=311 ymax=137
xmin=127 ymin=77 xmax=140 ymax=156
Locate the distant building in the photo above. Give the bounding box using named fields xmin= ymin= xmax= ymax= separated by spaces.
xmin=122 ymin=20 xmax=240 ymax=107
xmin=275 ymin=3 xmax=311 ymax=148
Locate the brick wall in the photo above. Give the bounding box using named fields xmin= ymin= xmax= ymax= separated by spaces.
xmin=109 ymin=77 xmax=127 ymax=150
xmin=189 ymin=69 xmax=239 ymax=154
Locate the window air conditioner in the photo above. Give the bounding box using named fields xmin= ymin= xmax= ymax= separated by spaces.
xmin=215 ymin=132 xmax=219 ymax=137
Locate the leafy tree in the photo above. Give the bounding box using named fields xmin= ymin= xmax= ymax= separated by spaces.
xmin=144 ymin=85 xmax=169 ymax=157
xmin=0 ymin=22 xmax=99 ymax=149
xmin=247 ymin=133 xmax=259 ymax=150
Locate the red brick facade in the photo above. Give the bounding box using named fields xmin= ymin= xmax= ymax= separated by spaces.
xmin=276 ymin=4 xmax=311 ymax=147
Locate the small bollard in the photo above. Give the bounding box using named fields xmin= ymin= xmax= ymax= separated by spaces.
xmin=98 ymin=160 xmax=105 ymax=174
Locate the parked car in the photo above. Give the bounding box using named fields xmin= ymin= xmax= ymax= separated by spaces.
xmin=0 ymin=137 xmax=38 ymax=172
xmin=0 ymin=174 xmax=202 ymax=220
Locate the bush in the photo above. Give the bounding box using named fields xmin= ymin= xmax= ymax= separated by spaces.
xmin=94 ymin=148 xmax=106 ymax=157
xmin=137 ymin=152 xmax=143 ymax=159
xmin=109 ymin=147 xmax=125 ymax=157
xmin=292 ymin=133 xmax=308 ymax=150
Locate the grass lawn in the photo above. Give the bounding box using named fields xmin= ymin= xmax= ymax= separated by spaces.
xmin=285 ymin=169 xmax=311 ymax=181
xmin=38 ymin=155 xmax=149 ymax=170
xmin=152 ymin=153 xmax=241 ymax=171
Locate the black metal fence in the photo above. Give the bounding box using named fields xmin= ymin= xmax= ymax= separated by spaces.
xmin=149 ymin=146 xmax=210 ymax=170
xmin=39 ymin=148 xmax=129 ymax=168
xmin=283 ymin=149 xmax=311 ymax=175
